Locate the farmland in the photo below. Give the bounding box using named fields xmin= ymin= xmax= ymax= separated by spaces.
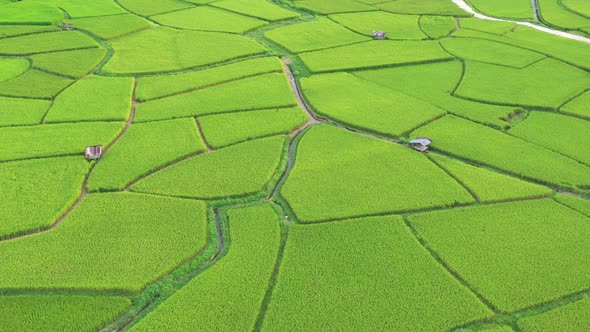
xmin=1 ymin=0 xmax=589 ymax=330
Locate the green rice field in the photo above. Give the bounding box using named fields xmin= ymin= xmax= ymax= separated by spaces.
xmin=0 ymin=0 xmax=589 ymax=330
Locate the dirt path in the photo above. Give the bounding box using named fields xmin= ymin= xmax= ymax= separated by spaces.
xmin=452 ymin=0 xmax=590 ymax=43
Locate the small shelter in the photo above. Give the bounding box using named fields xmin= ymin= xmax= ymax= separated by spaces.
xmin=60 ymin=22 xmax=75 ymax=31
xmin=372 ymin=30 xmax=386 ymax=40
xmin=85 ymin=145 xmax=103 ymax=160
xmin=409 ymin=138 xmax=432 ymax=152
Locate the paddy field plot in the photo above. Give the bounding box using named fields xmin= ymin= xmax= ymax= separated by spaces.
xmin=0 ymin=1 xmax=63 ymax=24
xmin=328 ymin=11 xmax=426 ymax=39
xmin=0 ymin=31 xmax=97 ymax=55
xmin=0 ymin=24 xmax=59 ymax=38
xmin=290 ymin=0 xmax=374 ymax=14
xmin=554 ymin=194 xmax=590 ymax=217
xmin=419 ymin=15 xmax=456 ymax=38
xmin=29 ymin=47 xmax=108 ymax=78
xmin=466 ymin=0 xmax=534 ymax=20
xmin=116 ymin=0 xmax=192 ymax=16
xmin=440 ymin=38 xmax=545 ymax=68
xmin=376 ymin=0 xmax=470 ymax=16
xmin=537 ymin=0 xmax=590 ymax=30
xmin=517 ymin=297 xmax=590 ymax=331
xmin=561 ymin=90 xmax=590 ymax=119
xmin=0 ymin=58 xmax=29 ymax=82
xmin=211 ymin=0 xmax=300 ymax=21
xmin=67 ymin=14 xmax=152 ymax=40
xmin=0 ymin=96 xmax=51 ymax=126
xmin=0 ymin=69 xmax=73 ymax=99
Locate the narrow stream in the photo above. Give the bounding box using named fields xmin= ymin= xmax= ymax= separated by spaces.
xmin=451 ymin=0 xmax=590 ymax=44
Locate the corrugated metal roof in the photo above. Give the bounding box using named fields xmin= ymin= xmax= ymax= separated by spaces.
xmin=409 ymin=138 xmax=432 ymax=146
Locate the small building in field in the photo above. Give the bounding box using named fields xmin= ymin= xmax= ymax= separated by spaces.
xmin=372 ymin=30 xmax=386 ymax=40
xmin=60 ymin=22 xmax=75 ymax=31
xmin=85 ymin=145 xmax=103 ymax=160
xmin=409 ymin=138 xmax=432 ymax=152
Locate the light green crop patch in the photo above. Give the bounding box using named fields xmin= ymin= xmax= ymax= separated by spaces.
xmin=419 ymin=15 xmax=456 ymax=38
xmin=467 ymin=0 xmax=534 ymax=20
xmin=411 ymin=115 xmax=590 ymax=189
xmin=562 ymin=0 xmax=590 ymax=17
xmin=0 ymin=192 xmax=208 ymax=292
xmin=376 ymin=0 xmax=470 ymax=16
xmin=0 ymin=96 xmax=51 ymax=126
xmin=212 ymin=0 xmax=300 ymax=21
xmin=265 ymin=18 xmax=367 ymax=53
xmin=299 ymin=40 xmax=453 ymax=73
xmin=517 ymin=297 xmax=590 ymax=332
xmin=0 ymin=58 xmax=29 ymax=82
xmin=30 ymin=47 xmax=107 ymax=78
xmin=0 ymin=31 xmax=97 ymax=55
xmin=441 ymin=38 xmax=545 ymax=68
xmin=44 ymin=76 xmax=133 ymax=123
xmin=537 ymin=0 xmax=590 ymax=30
xmin=329 ymin=12 xmax=426 ymax=39
xmin=456 ymin=59 xmax=590 ymax=109
xmin=131 ymin=135 xmax=286 ymax=199
xmin=459 ymin=18 xmax=517 ymax=35
xmin=430 ymin=154 xmax=552 ymax=203
xmin=199 ymin=107 xmax=307 ymax=148
xmin=282 ymin=124 xmax=474 ymax=223
xmin=131 ymin=203 xmax=281 ymax=331
xmin=291 ymin=0 xmax=374 ymax=14
xmin=0 ymin=156 xmax=88 ymax=239
xmin=509 ymin=112 xmax=590 ymax=165
xmin=0 ymin=69 xmax=73 ymax=99
xmin=0 ymin=295 xmax=131 ymax=332
xmin=33 ymin=0 xmax=126 ymax=18
xmin=354 ymin=61 xmax=518 ymax=128
xmin=117 ymin=0 xmax=192 ymax=16
xmin=409 ymin=199 xmax=590 ymax=312
xmin=263 ymin=215 xmax=492 ymax=330
xmin=151 ymin=6 xmax=267 ymax=34
xmin=554 ymin=194 xmax=590 ymax=217
xmin=135 ymin=73 xmax=297 ymax=122
xmin=103 ymin=27 xmax=267 ymax=75
xmin=0 ymin=1 xmax=63 ymax=24
xmin=68 ymin=14 xmax=152 ymax=40
xmin=136 ymin=56 xmax=282 ymax=101
xmin=561 ymin=91 xmax=590 ymax=120
xmin=300 ymin=72 xmax=446 ymax=137
xmin=0 ymin=121 xmax=124 ymax=161
xmin=0 ymin=25 xmax=59 ymax=39
xmin=88 ymin=118 xmax=206 ymax=192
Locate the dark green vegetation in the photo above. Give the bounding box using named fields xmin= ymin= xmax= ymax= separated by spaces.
xmin=2 ymin=0 xmax=589 ymax=330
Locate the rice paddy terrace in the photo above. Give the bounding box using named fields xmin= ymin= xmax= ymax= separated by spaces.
xmin=0 ymin=0 xmax=589 ymax=331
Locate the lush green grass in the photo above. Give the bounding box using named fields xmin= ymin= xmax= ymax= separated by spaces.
xmin=0 ymin=31 xmax=97 ymax=55
xmin=30 ymin=47 xmax=108 ymax=78
xmin=455 ymin=59 xmax=590 ymax=109
xmin=376 ymin=0 xmax=470 ymax=16
xmin=412 ymin=115 xmax=590 ymax=189
xmin=44 ymin=76 xmax=133 ymax=123
xmin=561 ymin=90 xmax=590 ymax=120
xmin=34 ymin=0 xmax=126 ymax=18
xmin=0 ymin=69 xmax=73 ymax=99
xmin=264 ymin=18 xmax=367 ymax=53
xmin=131 ymin=203 xmax=281 ymax=331
xmin=135 ymin=73 xmax=296 ymax=122
xmin=88 ymin=118 xmax=206 ymax=192
xmin=299 ymin=40 xmax=453 ymax=73
xmin=0 ymin=192 xmax=207 ymax=292
xmin=441 ymin=37 xmax=545 ymax=68
xmin=117 ymin=0 xmax=192 ymax=16
xmin=69 ymin=14 xmax=152 ymax=40
xmin=0 ymin=121 xmax=124 ymax=161
xmin=103 ymin=27 xmax=267 ymax=75
xmin=0 ymin=295 xmax=131 ymax=332
xmin=151 ymin=6 xmax=267 ymax=34
xmin=282 ymin=124 xmax=474 ymax=223
xmin=199 ymin=107 xmax=307 ymax=148
xmin=131 ymin=135 xmax=286 ymax=199
xmin=354 ymin=60 xmax=518 ymax=128
xmin=409 ymin=199 xmax=590 ymax=312
xmin=329 ymin=11 xmax=426 ymax=39
xmin=0 ymin=25 xmax=58 ymax=38
xmin=554 ymin=194 xmax=590 ymax=217
xmin=0 ymin=1 xmax=63 ymax=24
xmin=0 ymin=156 xmax=88 ymax=239
xmin=467 ymin=0 xmax=534 ymax=20
xmin=136 ymin=56 xmax=282 ymax=101
xmin=0 ymin=96 xmax=51 ymax=126
xmin=509 ymin=112 xmax=590 ymax=165
xmin=291 ymin=0 xmax=374 ymax=14
xmin=0 ymin=58 xmax=29 ymax=82
xmin=212 ymin=0 xmax=300 ymax=21
xmin=263 ymin=215 xmax=492 ymax=330
xmin=459 ymin=18 xmax=517 ymax=35
xmin=431 ymin=154 xmax=552 ymax=203
xmin=419 ymin=15 xmax=456 ymax=38
xmin=300 ymin=72 xmax=445 ymax=137
xmin=538 ymin=0 xmax=590 ymax=30
xmin=518 ymin=297 xmax=590 ymax=331
xmin=562 ymin=0 xmax=590 ymax=17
